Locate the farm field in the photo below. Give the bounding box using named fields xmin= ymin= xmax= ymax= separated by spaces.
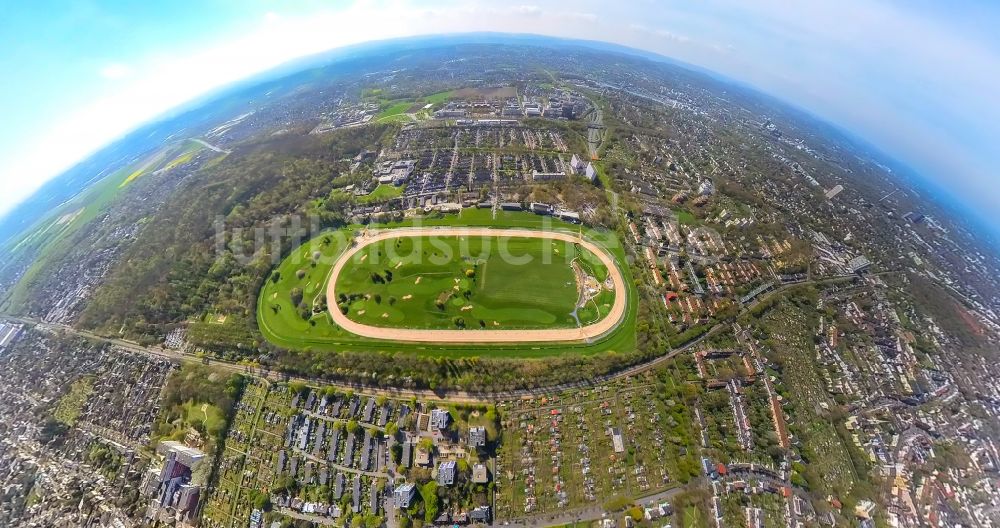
xmin=0 ymin=138 xmax=214 ymax=313
xmin=256 ymin=210 xmax=637 ymax=358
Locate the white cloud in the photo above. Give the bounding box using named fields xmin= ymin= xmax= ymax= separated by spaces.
xmin=653 ymin=29 xmax=690 ymax=43
xmin=511 ymin=5 xmax=543 ymax=17
xmin=562 ymin=12 xmax=598 ymax=22
xmin=628 ymin=23 xmax=696 ymax=47
xmin=99 ymin=63 xmax=131 ymax=79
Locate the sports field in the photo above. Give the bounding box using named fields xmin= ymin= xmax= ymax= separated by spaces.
xmin=329 ymin=228 xmax=619 ymax=340
xmin=256 ymin=210 xmax=637 ymax=358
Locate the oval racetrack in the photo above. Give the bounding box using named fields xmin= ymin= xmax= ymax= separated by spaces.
xmin=326 ymin=227 xmax=627 ymax=343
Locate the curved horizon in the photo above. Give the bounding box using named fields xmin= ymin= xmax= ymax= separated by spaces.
xmin=2 ymin=2 xmax=1000 ymax=240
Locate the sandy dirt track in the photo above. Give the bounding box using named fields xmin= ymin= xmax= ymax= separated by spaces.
xmin=326 ymin=227 xmax=627 ymax=343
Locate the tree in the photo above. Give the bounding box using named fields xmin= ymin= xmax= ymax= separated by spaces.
xmin=603 ymin=494 xmax=633 ymax=512
xmin=272 ymin=475 xmax=296 ymax=494
xmin=420 ymin=481 xmax=439 ymax=523
xmin=313 ymin=294 xmax=327 ymax=313
xmin=251 ymin=490 xmax=272 ymax=511
xmin=290 ymin=287 xmax=304 ymax=306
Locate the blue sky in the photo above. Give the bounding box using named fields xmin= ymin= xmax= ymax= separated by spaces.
xmin=2 ymin=0 xmax=999 ymax=232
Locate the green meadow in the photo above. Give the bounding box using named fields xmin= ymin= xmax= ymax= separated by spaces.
xmin=256 ymin=210 xmax=637 ymax=358
xmin=333 ymin=234 xmax=605 ymax=330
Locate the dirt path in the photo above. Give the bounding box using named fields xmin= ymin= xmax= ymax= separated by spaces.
xmin=326 ymin=227 xmax=628 ymax=343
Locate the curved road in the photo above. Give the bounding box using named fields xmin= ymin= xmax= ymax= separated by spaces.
xmin=326 ymin=227 xmax=627 ymax=343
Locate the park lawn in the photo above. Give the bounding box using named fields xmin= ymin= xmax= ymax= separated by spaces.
xmin=357 ymin=183 xmax=403 ymax=204
xmin=423 ymin=90 xmax=454 ymax=104
xmin=675 ymin=210 xmax=697 ymax=226
xmin=181 ymin=400 xmax=228 ymax=440
xmin=256 ymin=211 xmax=638 ymax=359
xmin=590 ymin=161 xmax=615 ymax=189
xmin=375 ymin=113 xmax=415 ymax=125
xmin=258 ymin=230 xmax=352 ymax=344
xmin=377 ymin=100 xmax=413 ymax=119
xmin=683 ymin=505 xmax=708 ymax=528
xmin=335 ymin=235 xmax=587 ymax=330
